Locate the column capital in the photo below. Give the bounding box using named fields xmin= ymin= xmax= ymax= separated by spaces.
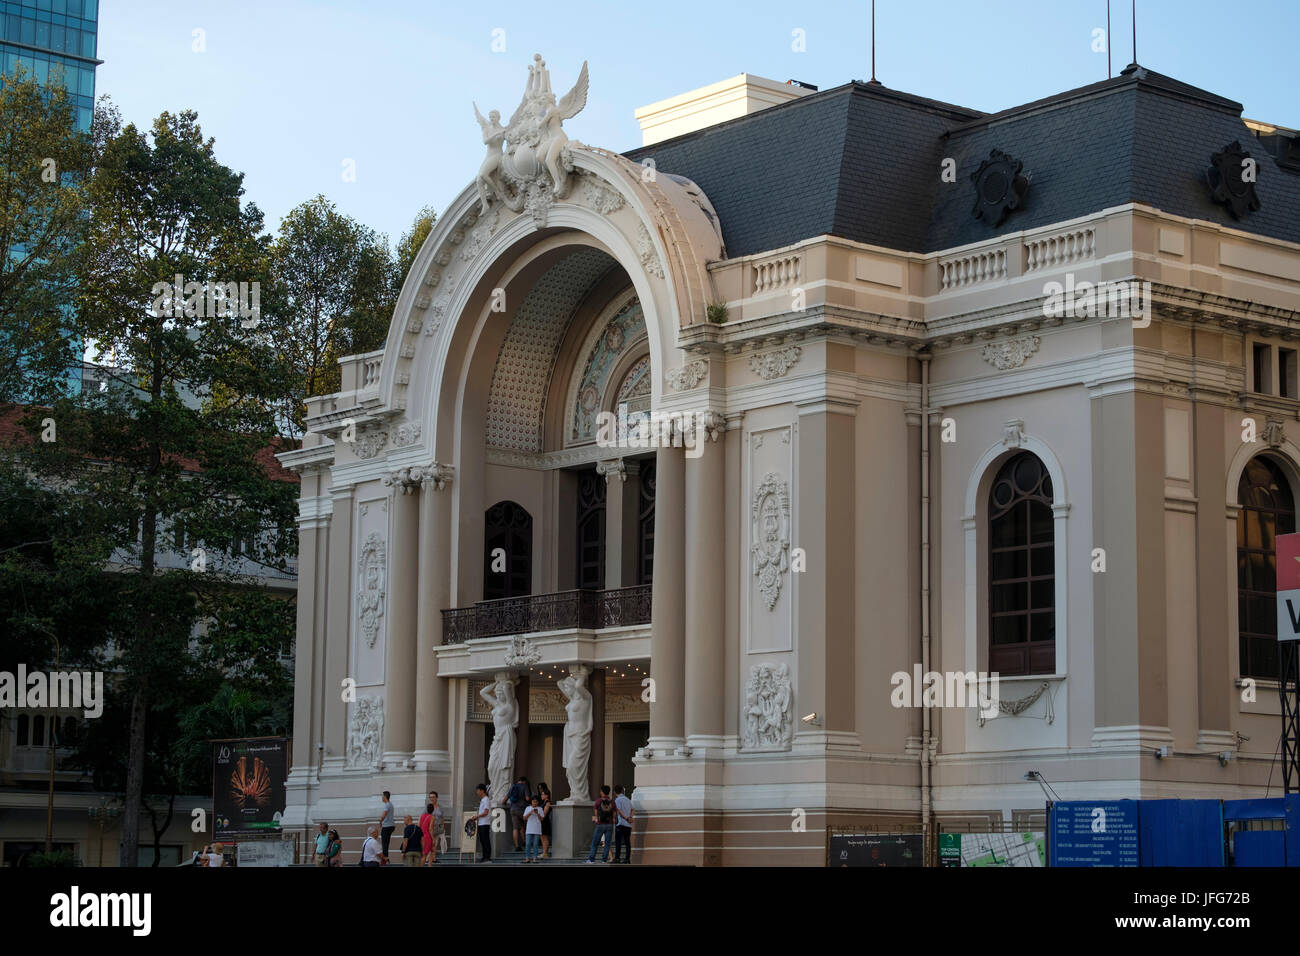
xmin=422 ymin=462 xmax=455 ymax=491
xmin=596 ymin=458 xmax=641 ymax=482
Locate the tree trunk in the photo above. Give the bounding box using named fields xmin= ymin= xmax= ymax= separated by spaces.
xmin=120 ymin=687 xmax=147 ymax=866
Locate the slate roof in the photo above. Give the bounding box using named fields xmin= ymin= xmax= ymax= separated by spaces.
xmin=624 ymin=67 xmax=1300 ymax=258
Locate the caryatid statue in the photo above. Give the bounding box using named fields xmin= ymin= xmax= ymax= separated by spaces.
xmin=480 ymin=675 xmax=519 ymax=805
xmin=557 ymin=663 xmax=593 ymax=802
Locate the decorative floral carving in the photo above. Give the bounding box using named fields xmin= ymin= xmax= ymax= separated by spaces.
xmin=352 ymin=430 xmax=388 ymax=460
xmin=1002 ymin=419 xmax=1025 ymax=448
xmin=751 ymin=472 xmax=791 ymax=610
xmin=356 ymin=532 xmax=386 ymax=648
xmin=637 ymin=222 xmax=664 ymax=278
xmin=347 ymin=696 xmax=384 ymax=769
xmin=981 ymin=335 xmax=1040 ymax=370
xmin=460 ymin=208 xmax=499 ymax=260
xmin=742 ymin=662 xmax=793 ymax=750
xmin=502 ymin=635 xmax=541 ymax=667
xmin=392 ymin=421 xmax=421 ymax=447
xmin=665 ymin=360 xmax=707 ymax=392
xmin=749 ymin=346 xmax=802 ymax=380
xmin=424 ymin=292 xmax=452 ymax=335
xmin=581 ymin=176 xmax=625 ymax=215
xmin=1265 ymin=417 xmax=1286 ymax=448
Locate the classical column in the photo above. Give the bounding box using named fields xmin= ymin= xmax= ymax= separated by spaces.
xmin=647 ymin=440 xmax=686 ymax=753
xmin=598 ymin=458 xmax=640 ymax=589
xmin=381 ymin=470 xmax=419 ymax=764
xmin=589 ymin=668 xmax=607 ymax=795
xmin=685 ymin=412 xmax=726 ymax=749
xmin=323 ymin=486 xmax=353 ymax=770
xmin=414 ymin=464 xmax=454 ymax=769
xmin=795 ymin=399 xmax=858 ymax=739
xmin=289 ymin=480 xmax=328 ymax=777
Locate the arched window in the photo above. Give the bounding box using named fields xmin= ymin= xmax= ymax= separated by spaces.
xmin=16 ymin=714 xmax=29 ymax=747
xmin=576 ymin=471 xmax=606 ymax=590
xmin=31 ymin=714 xmax=45 ymax=748
xmin=484 ymin=501 xmax=532 ymax=601
xmin=61 ymin=717 xmax=79 ymax=747
xmin=1237 ymin=456 xmax=1294 ymax=680
xmin=989 ymin=452 xmax=1055 ymax=676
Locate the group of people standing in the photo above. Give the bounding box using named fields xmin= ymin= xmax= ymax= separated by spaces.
xmin=472 ymin=777 xmax=634 ymax=864
xmin=314 ymin=790 xmax=446 ymax=867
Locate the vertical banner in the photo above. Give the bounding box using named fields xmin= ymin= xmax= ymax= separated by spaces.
xmin=1276 ymin=532 xmax=1300 ymax=641
xmin=213 ymin=737 xmax=289 ymax=839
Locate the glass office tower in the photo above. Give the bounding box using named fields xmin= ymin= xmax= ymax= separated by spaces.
xmin=1 ymin=0 xmax=99 ymax=130
xmin=1 ymin=0 xmax=101 ymax=395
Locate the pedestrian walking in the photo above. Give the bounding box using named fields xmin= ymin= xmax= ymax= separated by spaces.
xmin=586 ymin=786 xmax=614 ymax=863
xmin=537 ymin=782 xmax=553 ymax=859
xmin=427 ymin=790 xmax=446 ymax=860
xmin=613 ymin=784 xmax=634 ymax=863
xmin=474 ymin=783 xmax=493 ymax=862
xmin=361 ymin=826 xmax=385 ymax=867
xmin=506 ymin=775 xmax=530 ymax=851
xmin=379 ymin=791 xmax=396 ymax=858
xmin=401 ymin=814 xmax=423 ymax=866
xmin=522 ymin=795 xmax=545 ymax=862
xmin=327 ymin=830 xmax=342 ymax=867
xmin=313 ymin=822 xmax=330 ymax=867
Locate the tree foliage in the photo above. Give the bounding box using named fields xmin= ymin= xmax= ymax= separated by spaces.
xmin=0 ymin=69 xmax=94 ymax=404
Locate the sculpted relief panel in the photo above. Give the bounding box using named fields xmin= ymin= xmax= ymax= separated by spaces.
xmin=742 ymin=662 xmax=793 ymax=751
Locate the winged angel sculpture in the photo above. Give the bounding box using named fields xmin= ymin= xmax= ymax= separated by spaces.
xmin=474 ymin=55 xmax=589 ymax=222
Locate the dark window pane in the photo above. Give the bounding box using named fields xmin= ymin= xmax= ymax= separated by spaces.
xmin=991 ymin=582 xmax=1027 ymax=613
xmin=991 ymin=614 xmax=1026 ymax=646
xmin=988 ymin=453 xmax=1055 ymax=677
xmin=991 ymin=549 xmax=1027 ymax=580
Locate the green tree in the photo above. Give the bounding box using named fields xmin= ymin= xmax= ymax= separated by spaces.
xmin=267 ymin=196 xmax=394 ymax=433
xmin=0 ymin=68 xmax=95 ymax=404
xmin=42 ymin=106 xmax=299 ymax=866
xmin=394 ymin=204 xmax=437 ymax=286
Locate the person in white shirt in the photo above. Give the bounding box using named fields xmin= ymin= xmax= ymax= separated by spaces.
xmin=522 ymin=795 xmax=545 ymax=862
xmin=613 ymin=784 xmax=634 ymax=864
xmin=361 ymin=826 xmax=384 ymax=867
xmin=204 ymin=843 xmax=226 ymax=868
xmin=474 ymin=783 xmax=493 ymax=863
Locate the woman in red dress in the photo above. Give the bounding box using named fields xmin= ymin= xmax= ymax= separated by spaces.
xmin=419 ymin=803 xmax=434 ymax=866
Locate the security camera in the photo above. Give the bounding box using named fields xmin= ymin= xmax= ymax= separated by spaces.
xmin=800 ymin=712 xmax=821 ymax=726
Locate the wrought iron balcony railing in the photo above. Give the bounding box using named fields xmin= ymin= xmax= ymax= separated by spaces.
xmin=441 ymin=584 xmax=652 ymax=644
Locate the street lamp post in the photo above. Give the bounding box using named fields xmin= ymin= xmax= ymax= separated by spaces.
xmin=88 ymin=800 xmax=121 ymax=868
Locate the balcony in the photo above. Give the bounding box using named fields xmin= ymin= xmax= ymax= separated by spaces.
xmin=441 ymin=584 xmax=652 ymax=644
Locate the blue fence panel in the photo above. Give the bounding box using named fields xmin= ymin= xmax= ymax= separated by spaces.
xmin=1138 ymin=800 xmax=1223 ymax=867
xmin=1232 ymin=830 xmax=1285 ymax=866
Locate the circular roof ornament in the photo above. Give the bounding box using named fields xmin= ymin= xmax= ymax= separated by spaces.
xmin=1207 ymin=141 xmax=1261 ymax=220
xmin=970 ymin=149 xmax=1030 ymax=228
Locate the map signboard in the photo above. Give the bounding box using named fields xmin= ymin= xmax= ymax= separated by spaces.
xmin=938 ymin=832 xmax=1045 ymax=867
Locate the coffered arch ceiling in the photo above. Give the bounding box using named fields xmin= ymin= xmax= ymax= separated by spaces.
xmin=482 ymin=246 xmax=621 ymax=452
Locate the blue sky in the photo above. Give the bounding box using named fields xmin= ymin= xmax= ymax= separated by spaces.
xmin=97 ymin=0 xmax=1300 ymax=245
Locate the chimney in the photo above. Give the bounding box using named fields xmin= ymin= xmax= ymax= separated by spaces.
xmin=634 ymin=74 xmax=813 ymax=146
